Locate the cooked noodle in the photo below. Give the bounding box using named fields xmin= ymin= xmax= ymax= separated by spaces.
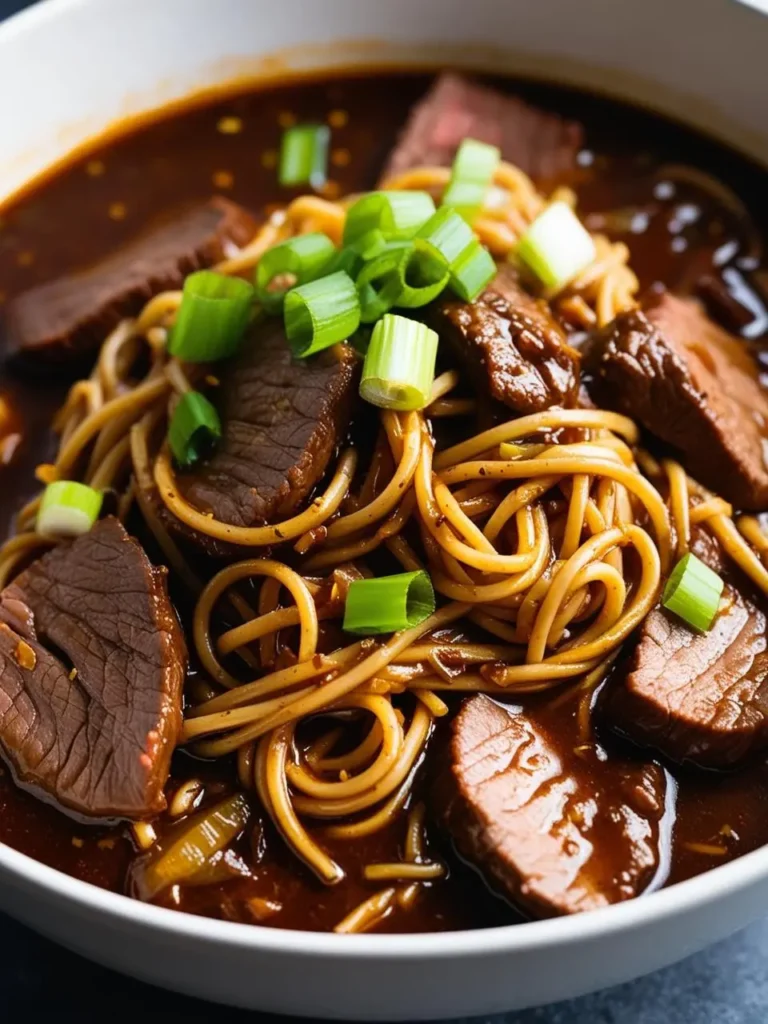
xmin=5 ymin=154 xmax=768 ymax=918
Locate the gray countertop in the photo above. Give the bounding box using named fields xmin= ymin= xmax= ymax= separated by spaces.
xmin=1 ymin=1 xmax=766 ymax=1020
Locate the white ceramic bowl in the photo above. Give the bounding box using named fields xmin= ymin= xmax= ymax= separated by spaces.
xmin=2 ymin=0 xmax=768 ymax=1017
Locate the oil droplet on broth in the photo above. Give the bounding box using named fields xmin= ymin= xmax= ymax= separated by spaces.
xmin=217 ymin=116 xmax=243 ymax=135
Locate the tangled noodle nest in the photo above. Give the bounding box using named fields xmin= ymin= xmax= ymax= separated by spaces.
xmin=4 ymin=160 xmax=768 ymax=932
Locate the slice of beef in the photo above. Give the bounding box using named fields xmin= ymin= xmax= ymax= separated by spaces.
xmin=584 ymin=291 xmax=768 ymax=509
xmin=432 ymin=695 xmax=665 ymax=918
xmin=0 ymin=518 xmax=186 ymax=820
xmin=427 ymin=265 xmax=580 ymax=415
xmin=4 ymin=197 xmax=257 ymax=365
xmin=606 ymin=530 xmax=768 ymax=769
xmin=381 ymin=73 xmax=583 ymax=183
xmin=168 ymin=321 xmax=360 ymax=536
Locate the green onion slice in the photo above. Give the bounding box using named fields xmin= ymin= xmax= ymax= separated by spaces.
xmin=355 ymin=246 xmax=408 ymax=323
xmin=449 ymin=240 xmax=496 ymax=301
xmin=343 ymin=570 xmax=435 ymax=635
xmin=169 ymin=271 xmax=254 ymax=363
xmin=37 ymin=481 xmax=103 ymax=538
xmin=139 ymin=794 xmax=250 ymax=900
xmin=355 ymin=242 xmax=450 ymax=322
xmin=328 ymin=245 xmax=365 ymax=279
xmin=360 ymin=314 xmax=438 ymax=411
xmin=279 ymin=124 xmax=330 ymax=189
xmin=662 ymin=552 xmax=724 ymax=632
xmin=343 ymin=191 xmax=436 ymax=254
xmin=393 ymin=241 xmax=450 ymax=309
xmin=416 ymin=206 xmax=476 ymax=267
xmin=255 ymin=233 xmax=336 ymax=312
xmin=442 ymin=138 xmax=500 ymax=222
xmin=516 ymin=201 xmax=597 ymax=293
xmin=168 ymin=391 xmax=222 ymax=468
xmin=284 ymin=270 xmax=361 ymax=357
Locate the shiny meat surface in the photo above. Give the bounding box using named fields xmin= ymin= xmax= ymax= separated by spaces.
xmin=607 ymin=531 xmax=768 ymax=769
xmin=427 ymin=265 xmax=580 ymax=415
xmin=381 ymin=73 xmax=583 ymax=182
xmin=432 ymin=695 xmax=666 ymax=918
xmin=169 ymin=323 xmax=360 ymax=534
xmin=585 ymin=291 xmax=768 ymax=509
xmin=3 ymin=197 xmax=257 ymax=365
xmin=0 ymin=519 xmax=186 ymax=819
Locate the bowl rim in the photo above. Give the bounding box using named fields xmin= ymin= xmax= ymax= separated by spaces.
xmin=2 ymin=0 xmax=768 ymax=961
xmin=3 ymin=828 xmax=768 ymax=957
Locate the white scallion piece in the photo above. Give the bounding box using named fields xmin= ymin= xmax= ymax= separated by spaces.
xmin=37 ymin=481 xmax=103 ymax=538
xmin=516 ymin=201 xmax=597 ymax=292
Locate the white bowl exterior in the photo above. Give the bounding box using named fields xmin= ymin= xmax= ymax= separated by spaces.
xmin=1 ymin=0 xmax=768 ymax=1017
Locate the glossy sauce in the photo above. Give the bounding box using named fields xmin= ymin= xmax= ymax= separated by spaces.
xmin=2 ymin=70 xmax=768 ymax=932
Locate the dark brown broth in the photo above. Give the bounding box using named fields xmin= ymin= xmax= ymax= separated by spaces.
xmin=1 ymin=69 xmax=768 ymax=932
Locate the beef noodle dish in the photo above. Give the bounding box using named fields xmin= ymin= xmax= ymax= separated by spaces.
xmin=2 ymin=70 xmax=768 ymax=934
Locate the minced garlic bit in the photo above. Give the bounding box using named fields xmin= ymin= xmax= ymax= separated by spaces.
xmin=205 ymin=374 xmax=221 ymax=387
xmin=212 ymin=170 xmax=234 ymax=190
xmin=97 ymin=837 xmax=116 ymax=851
xmin=35 ymin=463 xmax=57 ymax=485
xmin=15 ymin=640 xmax=36 ymax=671
xmin=72 ymin=837 xmax=84 ymax=849
xmin=68 ymin=667 xmax=78 ymax=681
xmin=327 ymin=109 xmax=348 ymax=129
xmin=108 ymin=202 xmax=127 ymax=221
xmin=277 ymin=110 xmax=297 ymax=128
xmin=86 ymin=159 xmax=105 ymax=177
xmin=217 ymin=115 xmax=243 ymax=135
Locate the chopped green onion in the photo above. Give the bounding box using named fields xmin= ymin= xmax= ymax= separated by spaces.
xmin=355 ymin=246 xmax=408 ymax=323
xmin=393 ymin=241 xmax=450 ymax=309
xmin=139 ymin=794 xmax=250 ymax=900
xmin=449 ymin=240 xmax=496 ymax=301
xmin=279 ymin=124 xmax=330 ymax=188
xmin=255 ymin=233 xmax=336 ymax=312
xmin=168 ymin=391 xmax=222 ymax=468
xmin=284 ymin=270 xmax=361 ymax=357
xmin=343 ymin=570 xmax=435 ymax=635
xmin=450 ymin=137 xmax=501 ymax=185
xmin=416 ymin=206 xmax=476 ymax=267
xmin=662 ymin=552 xmax=724 ymax=632
xmin=343 ymin=191 xmax=436 ymax=255
xmin=442 ymin=138 xmax=500 ymax=221
xmin=355 ymin=242 xmax=449 ymax=322
xmin=37 ymin=481 xmax=103 ymax=538
xmin=328 ymin=245 xmax=365 ymax=279
xmin=516 ymin=201 xmax=597 ymax=293
xmin=169 ymin=271 xmax=254 ymax=362
xmin=360 ymin=314 xmax=438 ymax=411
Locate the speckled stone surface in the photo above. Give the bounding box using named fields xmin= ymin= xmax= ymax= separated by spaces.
xmin=1 ymin=1 xmax=767 ymax=1020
